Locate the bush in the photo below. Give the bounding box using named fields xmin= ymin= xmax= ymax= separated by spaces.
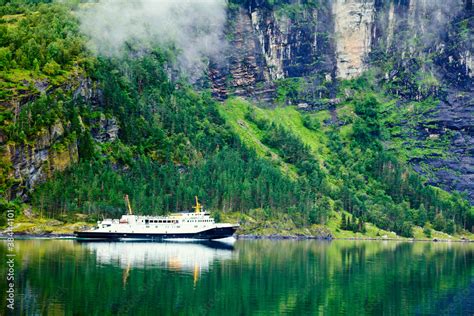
xmin=400 ymin=221 xmax=414 ymax=238
xmin=423 ymin=223 xmax=432 ymax=238
xmin=0 ymin=47 xmax=12 ymax=70
xmin=433 ymin=213 xmax=446 ymax=231
xmin=213 ymin=211 xmax=222 ymax=223
xmin=43 ymin=60 xmax=61 ymax=75
xmin=303 ymin=115 xmax=321 ymax=131
xmin=445 ymin=220 xmax=456 ymax=235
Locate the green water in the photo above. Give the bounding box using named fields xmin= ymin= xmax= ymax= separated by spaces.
xmin=1 ymin=239 xmax=473 ymax=315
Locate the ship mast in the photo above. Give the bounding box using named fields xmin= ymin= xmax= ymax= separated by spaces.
xmin=124 ymin=194 xmax=133 ymax=215
xmin=192 ymin=196 xmax=202 ymax=213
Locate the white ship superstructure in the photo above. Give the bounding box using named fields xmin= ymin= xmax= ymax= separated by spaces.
xmin=75 ymin=196 xmax=239 ymax=240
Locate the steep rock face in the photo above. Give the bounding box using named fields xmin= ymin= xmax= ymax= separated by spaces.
xmin=212 ymin=0 xmax=383 ymax=100
xmin=4 ymin=121 xmax=78 ymax=200
xmin=91 ymin=114 xmax=119 ymax=144
xmin=1 ymin=77 xmax=108 ymax=200
xmin=215 ymin=0 xmax=471 ymax=100
xmin=420 ymin=89 xmax=474 ymax=202
xmin=371 ymin=0 xmax=473 ymax=201
xmin=333 ymin=0 xmax=375 ymax=79
xmin=210 ymin=8 xmax=261 ymax=100
xmin=212 ymin=2 xmax=336 ymax=102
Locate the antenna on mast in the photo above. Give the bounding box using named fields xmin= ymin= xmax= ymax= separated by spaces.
xmin=124 ymin=194 xmax=133 ymax=215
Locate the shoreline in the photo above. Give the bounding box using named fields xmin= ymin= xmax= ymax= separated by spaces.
xmin=236 ymin=235 xmax=474 ymax=242
xmin=0 ymin=232 xmax=472 ymax=243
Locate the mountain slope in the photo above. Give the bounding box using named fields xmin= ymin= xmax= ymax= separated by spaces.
xmin=0 ymin=0 xmax=473 ymax=237
xmin=214 ymin=0 xmax=474 ymax=202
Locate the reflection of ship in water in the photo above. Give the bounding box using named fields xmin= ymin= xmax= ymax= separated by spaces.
xmin=81 ymin=241 xmax=236 ymax=285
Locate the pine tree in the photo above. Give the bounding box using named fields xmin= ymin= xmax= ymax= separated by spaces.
xmin=341 ymin=212 xmax=347 ymax=230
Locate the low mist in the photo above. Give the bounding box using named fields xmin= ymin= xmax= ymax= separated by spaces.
xmin=78 ymin=0 xmax=227 ymax=80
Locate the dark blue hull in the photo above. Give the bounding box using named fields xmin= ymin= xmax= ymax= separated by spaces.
xmin=74 ymin=226 xmax=237 ymax=240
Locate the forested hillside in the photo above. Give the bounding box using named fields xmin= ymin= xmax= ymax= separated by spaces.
xmin=0 ymin=0 xmax=473 ymax=238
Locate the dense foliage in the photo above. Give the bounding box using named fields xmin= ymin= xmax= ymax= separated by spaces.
xmin=0 ymin=1 xmax=92 ymax=102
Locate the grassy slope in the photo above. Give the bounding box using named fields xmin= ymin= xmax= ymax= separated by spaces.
xmin=7 ymin=214 xmax=93 ymax=236
xmin=381 ymin=97 xmax=455 ymax=163
xmin=218 ymin=98 xmax=298 ymax=177
xmin=218 ymin=97 xmax=332 ymax=175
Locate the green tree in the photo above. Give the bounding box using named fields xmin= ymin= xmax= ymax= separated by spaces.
xmin=0 ymin=47 xmax=12 ymax=70
xmin=341 ymin=212 xmax=347 ymax=230
xmin=78 ymin=132 xmax=95 ymax=161
xmin=445 ymin=220 xmax=456 ymax=235
xmin=417 ymin=204 xmax=428 ymax=226
xmin=433 ymin=213 xmax=447 ymax=232
xmin=400 ymin=221 xmax=413 ymax=238
xmin=43 ymin=60 xmax=61 ymax=75
xmin=423 ymin=223 xmax=432 ymax=238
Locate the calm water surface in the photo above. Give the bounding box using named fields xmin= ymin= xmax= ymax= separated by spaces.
xmin=1 ymin=239 xmax=473 ymax=315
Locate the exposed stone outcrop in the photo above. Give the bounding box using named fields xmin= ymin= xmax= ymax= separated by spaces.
xmin=1 ymin=76 xmax=106 ymax=200
xmin=370 ymin=1 xmax=473 ymax=201
xmin=211 ymin=0 xmax=380 ymax=100
xmin=91 ymin=114 xmax=119 ymax=143
xmin=332 ymin=0 xmax=375 ymax=79
xmin=415 ymin=88 xmax=474 ymax=202
xmin=210 ymin=7 xmax=272 ymax=102
xmin=211 ymin=2 xmax=336 ymax=102
xmin=72 ymin=76 xmax=104 ymax=107
xmin=4 ymin=121 xmax=78 ymax=200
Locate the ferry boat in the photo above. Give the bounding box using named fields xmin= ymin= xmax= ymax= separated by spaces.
xmin=74 ymin=196 xmax=239 ymax=240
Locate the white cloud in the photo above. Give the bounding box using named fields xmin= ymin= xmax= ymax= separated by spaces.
xmin=78 ymin=0 xmax=227 ymax=79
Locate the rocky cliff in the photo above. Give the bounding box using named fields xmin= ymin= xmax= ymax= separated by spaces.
xmin=212 ymin=0 xmax=473 ymax=202
xmin=3 ymin=121 xmax=78 ymax=201
xmin=0 ymin=76 xmax=117 ymax=201
xmin=211 ymin=1 xmax=337 ymax=102
xmin=214 ymin=0 xmax=471 ymax=98
xmin=371 ymin=0 xmax=473 ymax=202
